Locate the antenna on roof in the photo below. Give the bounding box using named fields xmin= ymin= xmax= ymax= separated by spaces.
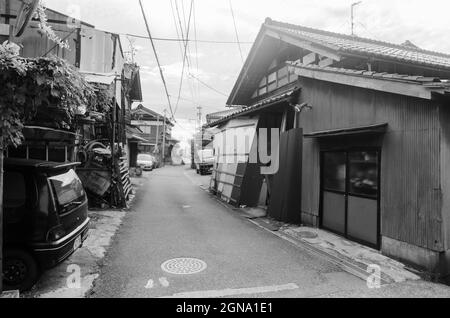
xmin=351 ymin=1 xmax=362 ymax=36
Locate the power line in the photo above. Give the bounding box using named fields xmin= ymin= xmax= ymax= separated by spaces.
xmin=174 ymin=0 xmax=187 ymax=47
xmin=138 ymin=0 xmax=176 ymax=122
xmin=188 ymin=73 xmax=228 ymax=97
xmin=228 ymin=0 xmax=244 ymax=63
xmin=170 ymin=0 xmax=187 ymax=61
xmin=46 ymin=24 xmax=254 ymax=44
xmin=170 ymin=95 xmax=212 ymax=110
xmin=192 ymin=0 xmax=200 ymax=109
xmin=124 ymin=33 xmax=253 ymax=44
xmin=174 ymin=0 xmax=194 ymax=115
xmin=180 ymin=0 xmax=188 ymax=36
xmin=171 ymin=0 xmax=202 ymax=120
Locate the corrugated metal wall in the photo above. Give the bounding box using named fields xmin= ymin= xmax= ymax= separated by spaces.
xmin=439 ymin=103 xmax=450 ymax=251
xmin=5 ymin=0 xmax=82 ymax=63
xmin=298 ymin=78 xmax=444 ymax=252
xmin=80 ymin=28 xmax=124 ymax=74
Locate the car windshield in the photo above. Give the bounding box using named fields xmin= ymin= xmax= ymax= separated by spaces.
xmin=199 ymin=149 xmax=214 ymax=159
xmin=138 ymin=154 xmax=153 ymax=161
xmin=49 ymin=169 xmax=85 ymax=209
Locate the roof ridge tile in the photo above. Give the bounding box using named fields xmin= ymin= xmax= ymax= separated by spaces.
xmin=266 ymin=19 xmax=450 ymax=60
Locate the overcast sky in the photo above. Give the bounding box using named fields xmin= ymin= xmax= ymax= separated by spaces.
xmin=44 ymin=0 xmax=450 ymax=140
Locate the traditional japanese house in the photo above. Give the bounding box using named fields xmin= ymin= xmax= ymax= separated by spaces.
xmin=206 ymin=18 xmax=450 ymax=278
xmin=131 ymin=105 xmax=176 ymax=165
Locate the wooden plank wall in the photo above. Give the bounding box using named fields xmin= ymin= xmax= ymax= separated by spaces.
xmin=298 ymin=77 xmax=444 ymax=252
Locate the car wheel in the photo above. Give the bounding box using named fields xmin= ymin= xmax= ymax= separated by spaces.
xmin=3 ymin=249 xmax=40 ymax=292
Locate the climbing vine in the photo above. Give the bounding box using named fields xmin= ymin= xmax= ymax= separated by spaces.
xmin=35 ymin=0 xmax=70 ymax=50
xmin=0 ymin=41 xmax=94 ymax=146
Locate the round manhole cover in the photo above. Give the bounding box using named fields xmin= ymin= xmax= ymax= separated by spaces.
xmin=161 ymin=258 xmax=207 ymax=275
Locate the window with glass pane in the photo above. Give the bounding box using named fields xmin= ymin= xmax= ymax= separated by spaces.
xmin=349 ymin=151 xmax=378 ymax=197
xmin=278 ymin=67 xmax=288 ymax=78
xmin=278 ymin=77 xmax=289 ymax=87
xmin=259 ymin=77 xmax=267 ymax=88
xmin=268 ymin=82 xmax=277 ymax=92
xmin=268 ymin=72 xmax=277 ymax=84
xmin=323 ymin=152 xmax=346 ymax=192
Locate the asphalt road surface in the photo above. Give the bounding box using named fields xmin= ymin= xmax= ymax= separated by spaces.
xmin=89 ymin=166 xmax=379 ymax=298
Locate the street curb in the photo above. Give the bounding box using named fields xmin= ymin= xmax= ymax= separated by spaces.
xmin=194 ymin=177 xmax=393 ymax=285
xmin=246 ymin=218 xmax=393 ymax=285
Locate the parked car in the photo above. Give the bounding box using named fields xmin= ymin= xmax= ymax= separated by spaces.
xmin=137 ymin=154 xmax=154 ymax=171
xmin=2 ymin=159 xmax=90 ymax=291
xmin=196 ymin=149 xmax=215 ymax=175
xmin=150 ymin=154 xmax=162 ymax=169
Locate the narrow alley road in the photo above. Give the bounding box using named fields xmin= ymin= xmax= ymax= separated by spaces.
xmin=90 ymin=166 xmax=367 ymax=298
xmin=89 ymin=166 xmax=445 ymax=298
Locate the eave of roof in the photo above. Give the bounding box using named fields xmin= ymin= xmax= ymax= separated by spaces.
xmin=132 ymin=105 xmax=174 ymax=126
xmin=81 ymin=72 xmax=118 ymax=85
xmin=266 ymin=19 xmax=450 ymax=70
xmin=288 ymin=61 xmax=450 ymax=100
xmin=304 ymin=123 xmax=388 ymax=138
xmin=206 ymin=88 xmax=299 ymax=128
xmin=206 ymin=107 xmax=244 ymax=122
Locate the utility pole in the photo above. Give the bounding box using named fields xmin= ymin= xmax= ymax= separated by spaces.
xmin=155 ymin=114 xmax=160 ymax=154
xmin=351 ymin=1 xmax=362 ymax=36
xmin=196 ymin=106 xmax=203 ymax=151
xmin=162 ymin=109 xmax=167 ymax=167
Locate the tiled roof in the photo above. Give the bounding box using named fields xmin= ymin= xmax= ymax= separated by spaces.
xmin=132 ymin=105 xmax=174 ymax=126
xmin=266 ymin=19 xmax=450 ymax=70
xmin=206 ymin=107 xmax=244 ymax=123
xmin=288 ymin=61 xmax=450 ymax=86
xmin=205 ymin=89 xmax=298 ymax=128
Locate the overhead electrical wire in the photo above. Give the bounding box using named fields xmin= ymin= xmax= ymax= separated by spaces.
xmin=228 ymin=0 xmax=244 ymax=63
xmin=188 ymin=73 xmax=228 ymax=97
xmin=171 ymin=0 xmax=202 ymax=121
xmin=49 ymin=24 xmax=253 ymax=44
xmin=185 ymin=1 xmax=199 ymax=115
xmin=174 ymin=0 xmax=187 ymax=48
xmin=192 ymin=0 xmax=200 ymax=109
xmin=170 ymin=0 xmax=188 ymax=62
xmin=174 ymin=0 xmax=194 ymax=116
xmin=138 ymin=0 xmax=176 ymax=122
xmin=180 ymin=0 xmax=189 ymax=36
xmin=124 ymin=33 xmax=253 ymax=44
